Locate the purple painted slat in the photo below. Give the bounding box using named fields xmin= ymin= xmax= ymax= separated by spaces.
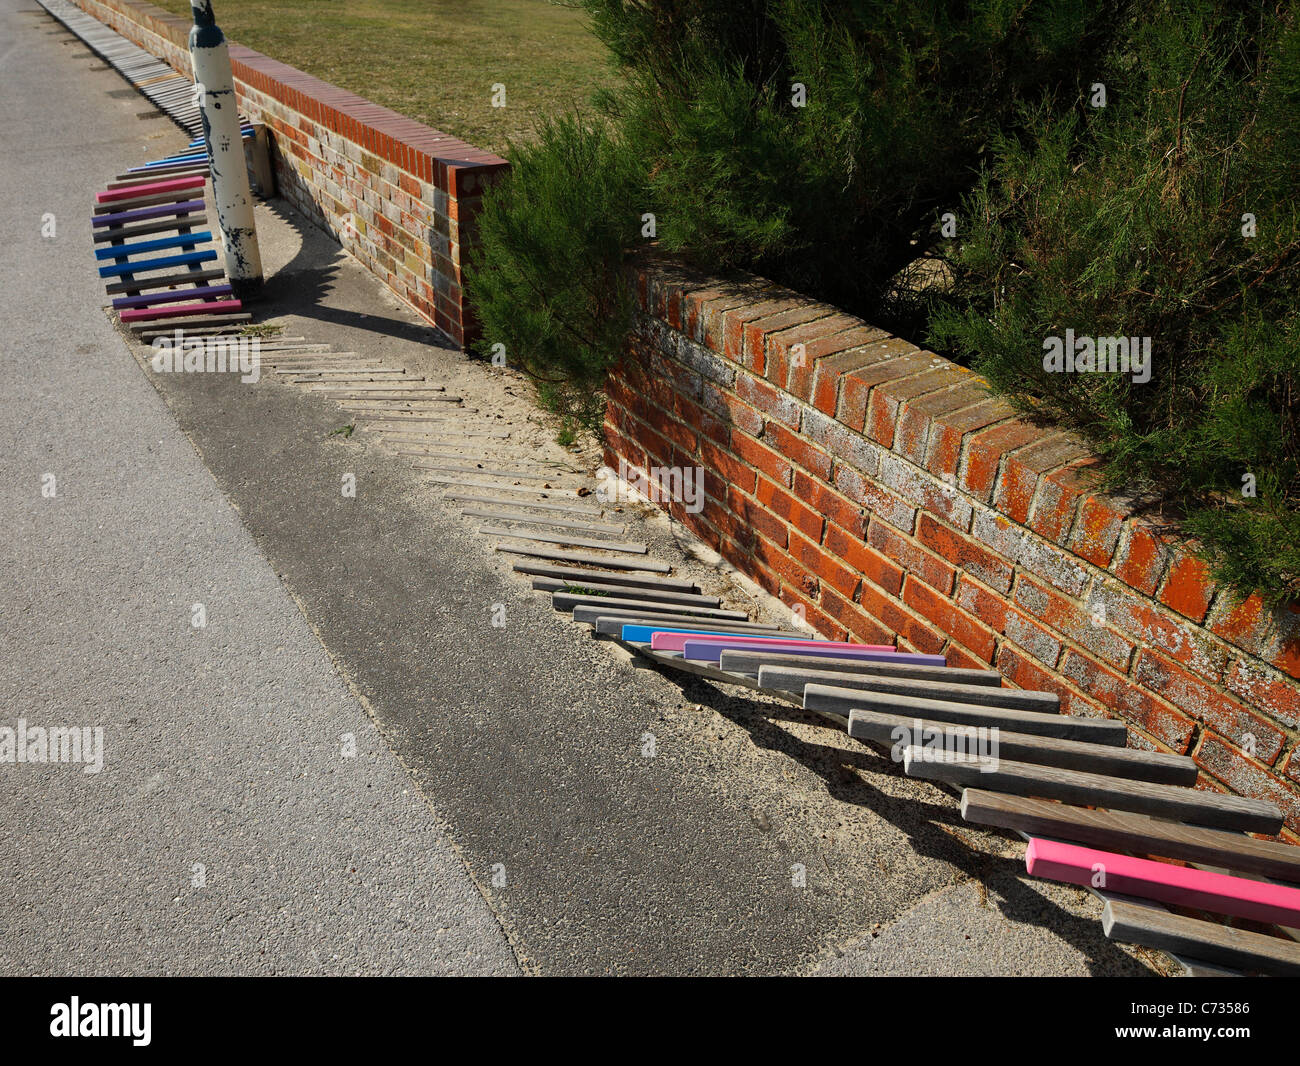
xmin=680 ymin=638 xmax=946 ymax=667
xmin=91 ymin=199 xmax=205 ymax=228
xmin=111 ymin=284 xmax=234 ymax=310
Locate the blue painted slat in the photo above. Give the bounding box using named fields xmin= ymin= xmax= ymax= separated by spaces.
xmin=618 ymin=624 xmax=816 ymax=643
xmin=141 ymin=151 xmax=208 ymax=168
xmin=95 ymin=231 xmax=212 ymax=260
xmin=98 ymin=249 xmax=218 ymax=278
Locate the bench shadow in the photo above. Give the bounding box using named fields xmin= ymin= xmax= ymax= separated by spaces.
xmin=253 ymin=196 xmax=455 ymax=352
xmin=632 ymin=657 xmax=1159 ymax=975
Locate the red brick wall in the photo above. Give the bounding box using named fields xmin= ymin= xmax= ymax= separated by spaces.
xmin=606 ymin=256 xmax=1300 ymax=840
xmin=69 ymin=0 xmax=506 ymax=347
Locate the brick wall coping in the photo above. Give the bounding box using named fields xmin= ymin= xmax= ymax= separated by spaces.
xmin=78 ymin=0 xmax=507 ymax=193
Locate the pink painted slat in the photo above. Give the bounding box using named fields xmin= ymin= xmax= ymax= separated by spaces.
xmin=96 ymin=176 xmax=206 ymax=204
xmin=119 ymin=300 xmax=242 ymax=323
xmin=649 ymin=632 xmax=894 ymax=654
xmin=1025 ymin=838 xmax=1300 ymax=928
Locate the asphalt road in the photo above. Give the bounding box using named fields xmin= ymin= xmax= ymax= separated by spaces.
xmin=0 ymin=0 xmax=518 ymax=976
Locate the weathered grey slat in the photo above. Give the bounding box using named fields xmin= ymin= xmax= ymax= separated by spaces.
xmin=284 ymin=369 xmax=391 ymax=379
xmin=848 ymin=710 xmax=1197 ymax=784
xmin=531 ymin=576 xmax=718 ymax=606
xmin=902 ymin=747 xmax=1283 ymax=834
xmin=622 ymin=644 xmax=775 ymax=695
xmin=465 ymin=509 xmax=625 ymax=535
xmin=105 ymin=267 xmax=224 ymax=294
xmin=485 ymin=528 xmax=647 ymax=555
xmin=383 ymin=428 xmax=511 ymax=440
xmin=581 ymin=610 xmax=794 ymax=635
xmin=304 ymin=378 xmax=426 ymax=389
xmin=344 ymin=400 xmax=464 ymax=413
xmin=552 ymin=592 xmax=749 ymax=621
xmin=805 ymin=684 xmax=1129 ymax=745
xmin=493 ymin=543 xmax=671 ymax=572
xmin=291 ymin=370 xmax=408 ymax=381
xmin=261 ymin=351 xmax=364 ymax=360
xmin=95 ymin=215 xmax=209 ymax=244
xmin=444 ymin=491 xmax=594 ymax=513
xmin=514 ymin=561 xmax=694 ymax=591
xmin=760 ymin=665 xmax=1059 ymax=713
xmin=421 ymin=464 xmax=579 ymax=482
xmin=718 ymin=648 xmax=1001 ymax=687
xmin=137 ymin=325 xmax=245 ymax=340
xmin=428 ymin=476 xmax=585 ymax=497
xmin=108 ymin=168 xmax=208 ymax=187
xmin=961 ymin=790 xmax=1300 ymax=882
xmin=129 ymin=312 xmax=251 ymax=331
xmin=1103 ymin=897 xmax=1300 ymax=976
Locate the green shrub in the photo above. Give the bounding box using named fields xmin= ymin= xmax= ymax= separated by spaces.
xmin=586 ymin=0 xmax=1123 ymax=332
xmin=465 ymin=114 xmax=646 ymax=429
xmin=467 ymin=0 xmax=1300 ymax=603
xmin=930 ymin=0 xmax=1300 ymax=602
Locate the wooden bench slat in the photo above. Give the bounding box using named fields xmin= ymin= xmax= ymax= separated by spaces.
xmin=624 ymin=624 xmax=816 ymax=644
xmin=112 ymin=284 xmax=233 ymax=310
xmin=94 ymin=215 xmax=210 ymax=244
xmin=492 ymin=543 xmax=671 ymax=572
xmin=806 ymin=684 xmax=1130 ymax=744
xmin=129 ymin=311 xmax=251 ymax=332
xmin=95 ymin=230 xmax=212 ymax=260
xmin=682 ymin=639 xmax=944 ymax=667
xmin=99 ymin=250 xmax=219 ymax=279
xmin=552 ymin=592 xmax=748 ymax=621
xmin=655 ymin=633 xmax=888 ymax=654
xmin=530 ymin=576 xmax=717 ymax=606
xmin=120 ymin=299 xmax=242 ymax=323
xmin=105 ymin=268 xmax=224 ymax=295
xmin=903 ymin=746 xmax=1283 ymax=834
xmin=718 ymin=648 xmax=1002 ymax=687
xmin=481 ymin=526 xmax=647 ymax=554
xmin=849 ymin=709 xmax=1196 ymax=784
xmin=92 ymin=198 xmax=205 ymax=228
xmin=95 ymin=175 xmax=205 ymax=203
xmin=578 ymin=610 xmax=792 ymax=635
xmin=961 ymin=790 xmax=1300 ymax=883
xmin=512 ymin=561 xmax=692 ymax=589
xmin=1103 ymin=896 xmax=1300 ymax=976
xmin=1027 ymin=837 xmax=1300 ymax=927
xmin=762 ymin=665 xmax=1060 ymax=713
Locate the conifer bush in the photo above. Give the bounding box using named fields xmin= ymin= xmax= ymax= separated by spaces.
xmin=930 ymin=0 xmax=1300 ymax=601
xmin=466 ymin=114 xmax=645 ymax=427
xmin=466 ymin=0 xmax=1300 ymax=601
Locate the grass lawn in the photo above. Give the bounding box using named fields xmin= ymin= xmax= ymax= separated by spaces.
xmin=149 ymin=0 xmax=615 ymax=156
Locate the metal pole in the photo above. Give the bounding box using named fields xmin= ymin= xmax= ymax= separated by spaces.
xmin=188 ymin=0 xmax=262 ymax=299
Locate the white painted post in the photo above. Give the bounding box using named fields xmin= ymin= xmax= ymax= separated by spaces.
xmin=188 ymin=0 xmax=262 ymax=298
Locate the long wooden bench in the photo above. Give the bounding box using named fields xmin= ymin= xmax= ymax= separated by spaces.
xmin=561 ymin=566 xmax=1300 ymax=974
